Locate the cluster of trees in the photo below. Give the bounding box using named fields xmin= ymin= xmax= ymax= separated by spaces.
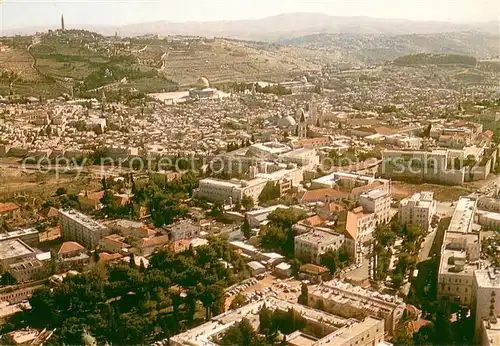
xmin=258 ymin=182 xmax=281 ymax=204
xmin=394 ymin=299 xmax=473 ymax=346
xmin=2 ymin=238 xmax=247 ymax=345
xmin=481 ymin=234 xmax=500 ymax=267
xmin=373 ymin=222 xmax=422 ymax=286
xmin=222 ymin=82 xmax=292 ymax=96
xmin=219 ymin=305 xmax=307 ymax=345
xmin=95 ymin=168 xmax=199 ymax=227
xmin=394 ymin=54 xmax=477 ymax=66
xmin=320 ymin=249 xmax=350 ymax=275
xmin=259 ymin=208 xmax=308 ymax=258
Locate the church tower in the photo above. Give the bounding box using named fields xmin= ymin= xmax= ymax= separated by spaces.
xmin=61 ymin=14 xmax=65 ymax=31
xmin=297 ymin=109 xmax=307 ymax=139
xmin=101 ymin=90 xmax=107 ymax=112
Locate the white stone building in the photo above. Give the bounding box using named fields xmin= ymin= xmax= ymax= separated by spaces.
xmin=197 ymin=178 xmax=268 ymax=204
xmin=437 ymin=197 xmax=481 ymax=306
xmin=399 ymin=191 xmax=437 ymax=232
xmin=59 ymin=209 xmax=109 ymax=249
xmin=294 ymin=228 xmax=345 ymax=264
xmin=359 ymin=188 xmax=392 ymax=225
xmin=472 ymin=268 xmax=500 ymax=343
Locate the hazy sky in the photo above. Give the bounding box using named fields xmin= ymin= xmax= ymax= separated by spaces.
xmin=1 ymin=0 xmax=499 ymax=30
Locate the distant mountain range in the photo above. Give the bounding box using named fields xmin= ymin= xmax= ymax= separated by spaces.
xmin=2 ymin=13 xmax=499 ymax=41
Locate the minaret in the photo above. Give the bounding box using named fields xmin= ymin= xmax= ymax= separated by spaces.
xmin=61 ymin=14 xmax=65 ymax=31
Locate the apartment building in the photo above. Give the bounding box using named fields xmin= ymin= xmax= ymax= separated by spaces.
xmin=278 ymin=147 xmax=320 ymax=170
xmin=245 ymin=205 xmax=289 ymax=228
xmin=437 ymin=197 xmax=481 ymax=306
xmin=59 ymin=209 xmax=109 ymax=249
xmin=474 ymin=210 xmax=500 ymax=231
xmin=9 ymin=259 xmax=47 ymax=283
xmin=472 ymin=268 xmax=500 ymax=343
xmin=399 ymin=191 xmax=437 ymax=232
xmin=170 ymin=297 xmax=386 ymax=346
xmin=0 ymin=229 xmax=39 ymax=248
xmin=294 ymin=228 xmax=345 ymax=264
xmin=380 ymin=149 xmax=465 ymax=185
xmin=197 ymin=178 xmax=268 ymax=204
xmin=309 ymin=280 xmax=406 ymax=334
xmin=359 ymin=188 xmax=391 ymax=225
xmin=163 ymin=220 xmax=200 ymax=241
xmin=0 ymin=239 xmax=37 ymax=272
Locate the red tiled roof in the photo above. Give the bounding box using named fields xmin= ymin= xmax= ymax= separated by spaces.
xmin=351 ymin=181 xmax=384 ymax=196
xmin=58 ymin=241 xmax=85 ymax=255
xmin=86 ymin=191 xmax=105 ymax=201
xmin=327 ymin=202 xmax=346 ymax=212
xmin=99 ymin=252 xmax=123 ymax=262
xmin=0 ymin=203 xmax=19 ymax=213
xmin=483 ymin=130 xmax=494 ymax=139
xmin=408 ymin=319 xmax=431 ymax=334
xmin=300 ymin=263 xmax=329 ymax=275
xmin=374 ymin=127 xmax=395 ymax=135
xmin=138 ymin=235 xmax=169 ymax=249
xmin=38 ymin=206 xmax=59 ymax=218
xmin=169 ymin=239 xmax=191 ymax=253
xmin=300 ymin=188 xmax=347 ymax=202
xmin=302 ymin=215 xmax=324 ymax=227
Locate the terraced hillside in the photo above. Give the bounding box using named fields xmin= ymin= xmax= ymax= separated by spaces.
xmin=159 ymin=38 xmax=324 ymax=86
xmin=0 ymin=30 xmax=325 ymax=97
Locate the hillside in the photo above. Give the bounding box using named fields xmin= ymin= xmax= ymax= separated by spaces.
xmin=3 ymin=13 xmax=498 ymax=40
xmin=0 ymin=30 xmax=325 ymax=98
xmin=278 ymin=32 xmax=500 ymax=64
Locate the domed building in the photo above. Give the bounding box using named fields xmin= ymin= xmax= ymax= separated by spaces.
xmin=189 ymin=76 xmax=216 ymax=100
xmin=196 ymin=77 xmax=210 ymax=89
xmin=278 ymin=115 xmax=297 ymax=128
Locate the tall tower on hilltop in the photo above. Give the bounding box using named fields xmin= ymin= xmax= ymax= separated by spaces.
xmin=61 ymin=14 xmax=65 ymax=31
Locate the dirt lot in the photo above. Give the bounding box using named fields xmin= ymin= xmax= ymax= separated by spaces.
xmin=391 ymin=181 xmax=473 ymax=202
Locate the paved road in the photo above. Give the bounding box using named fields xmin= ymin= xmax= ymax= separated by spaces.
xmin=418 ymin=229 xmax=437 ymax=262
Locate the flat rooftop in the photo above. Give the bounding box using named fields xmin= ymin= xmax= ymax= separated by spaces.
xmin=475 ymin=268 xmax=500 ymax=288
xmin=362 ymin=188 xmax=388 ymax=200
xmin=200 ymin=177 xmax=268 ymax=188
xmin=0 ymin=239 xmax=35 ymax=260
xmin=447 ymin=197 xmax=477 ymax=234
xmin=0 ymin=228 xmax=38 ymax=242
xmin=59 ymin=209 xmax=108 ymax=233
xmin=295 ymin=229 xmax=343 ymax=245
xmin=169 ymin=297 xmax=379 ymax=346
xmin=483 ymin=319 xmax=500 ymax=346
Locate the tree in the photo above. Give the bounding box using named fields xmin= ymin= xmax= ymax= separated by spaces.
xmin=0 ymin=271 xmax=17 ymax=285
xmin=229 ymin=293 xmax=246 ymax=310
xmin=393 ymin=324 xmax=414 ymax=346
xmin=390 ymin=272 xmax=405 ymax=290
xmin=129 ymin=253 xmax=136 ymax=269
xmin=241 ymin=195 xmax=254 ymax=211
xmin=241 ymin=217 xmax=251 ymax=239
xmin=219 ymin=318 xmax=264 ymax=346
xmin=258 ymin=182 xmax=281 ymax=203
xmin=320 ymin=249 xmax=349 ymax=275
xmin=298 ymin=283 xmax=308 ymax=305
xmin=100 ymin=190 xmax=115 ymax=216
xmin=55 ymin=187 xmax=67 ymax=196
xmin=139 ymin=259 xmax=146 ymax=272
